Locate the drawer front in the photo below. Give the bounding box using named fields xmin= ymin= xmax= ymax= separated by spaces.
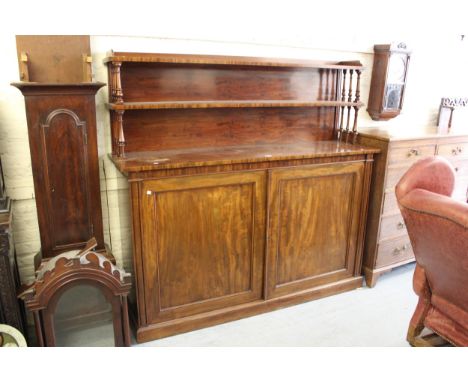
xmin=379 ymin=213 xmax=408 ymax=240
xmin=385 ymin=165 xmax=410 ymax=190
xmin=382 ymin=191 xmax=399 ymax=216
xmin=452 ymin=160 xmax=468 ymax=178
xmin=453 ymin=176 xmax=468 ymax=203
xmin=437 ymin=141 xmax=468 ymax=160
xmin=376 ymin=236 xmax=414 ymax=268
xmin=389 ymin=144 xmax=436 ymax=165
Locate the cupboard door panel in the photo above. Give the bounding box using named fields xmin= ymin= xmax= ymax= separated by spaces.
xmin=266 ymin=162 xmax=364 ymax=298
xmin=41 ymin=110 xmax=91 ymax=249
xmin=141 ymin=171 xmax=266 ymax=324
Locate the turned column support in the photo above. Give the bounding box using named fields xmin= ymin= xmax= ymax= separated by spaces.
xmin=111 ymin=62 xmax=124 ymax=104
xmin=114 ymin=109 xmax=126 ymax=157
xmin=345 ymin=69 xmax=354 ymax=143
xmin=110 ymin=109 xmax=126 ymax=157
xmin=338 ymin=69 xmax=347 ymax=141
xmin=352 ymin=70 xmax=362 ymax=143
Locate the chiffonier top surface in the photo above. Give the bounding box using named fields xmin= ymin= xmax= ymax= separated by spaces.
xmin=104 ymin=51 xmax=364 ymax=70
xmin=358 ymin=128 xmax=468 ymax=142
xmin=110 ymin=141 xmax=379 ymax=173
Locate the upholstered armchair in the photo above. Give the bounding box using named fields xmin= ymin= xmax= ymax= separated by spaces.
xmin=396 ymin=156 xmax=468 ymax=346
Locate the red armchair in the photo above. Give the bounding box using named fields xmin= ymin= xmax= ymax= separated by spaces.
xmin=396 ymin=156 xmax=468 ymax=346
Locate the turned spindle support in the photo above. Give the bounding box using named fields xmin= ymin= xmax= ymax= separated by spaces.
xmin=110 ymin=111 xmax=120 ymax=156
xmin=325 ymin=69 xmax=330 ymax=101
xmin=338 ymin=69 xmax=347 ymax=141
xmin=330 ymin=70 xmax=336 ymax=100
xmin=352 ymin=70 xmax=361 ymax=143
xmin=115 ymin=109 xmax=126 ymax=157
xmin=345 ymin=69 xmax=354 ymax=143
xmin=111 ymin=62 xmax=124 ymax=104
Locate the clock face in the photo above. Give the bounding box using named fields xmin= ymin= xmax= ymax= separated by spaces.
xmin=387 ymin=53 xmax=407 ymax=83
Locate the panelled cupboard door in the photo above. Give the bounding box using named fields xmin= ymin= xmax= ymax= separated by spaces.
xmin=266 ymin=162 xmax=364 ymax=298
xmin=140 ymin=171 xmax=266 ymax=324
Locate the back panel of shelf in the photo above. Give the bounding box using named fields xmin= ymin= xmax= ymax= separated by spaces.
xmin=106 ymin=53 xmax=363 ymax=156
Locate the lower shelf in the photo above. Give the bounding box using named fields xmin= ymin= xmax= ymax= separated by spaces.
xmin=133 ymin=276 xmax=363 ymax=343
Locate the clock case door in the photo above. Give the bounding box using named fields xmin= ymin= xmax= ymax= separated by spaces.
xmin=367 ymin=44 xmax=411 ymax=121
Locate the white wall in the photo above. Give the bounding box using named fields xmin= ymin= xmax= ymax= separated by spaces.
xmin=1 ymin=1 xmax=467 ymax=281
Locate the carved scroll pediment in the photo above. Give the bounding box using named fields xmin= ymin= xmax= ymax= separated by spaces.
xmin=18 ymin=238 xmax=131 ymax=303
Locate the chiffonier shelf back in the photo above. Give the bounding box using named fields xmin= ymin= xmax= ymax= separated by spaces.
xmin=105 ymin=52 xmax=364 ymax=158
xmin=104 ymin=52 xmax=378 ymax=342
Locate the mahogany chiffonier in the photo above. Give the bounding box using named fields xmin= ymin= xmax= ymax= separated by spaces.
xmin=104 ymin=52 xmax=379 ymax=342
xmin=356 ymin=129 xmax=468 ymax=287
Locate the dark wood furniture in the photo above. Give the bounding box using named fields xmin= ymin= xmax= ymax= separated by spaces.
xmin=19 ymin=238 xmax=132 ymax=347
xmin=356 ymin=129 xmax=468 ymax=287
xmin=0 ymin=205 xmax=26 ymax=336
xmin=11 ymin=83 xmax=108 ymax=260
xmin=105 ymin=52 xmax=378 ymax=342
xmin=367 ymin=43 xmax=411 ymax=121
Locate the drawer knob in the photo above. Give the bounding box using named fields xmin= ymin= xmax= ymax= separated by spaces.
xmin=408 ymin=148 xmax=420 ymax=157
xmin=397 ymin=221 xmax=405 ymax=229
xmin=452 ymin=147 xmax=463 ymax=155
xmin=393 ymin=244 xmax=409 ymax=255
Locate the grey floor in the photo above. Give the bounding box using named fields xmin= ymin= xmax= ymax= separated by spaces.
xmin=56 ymin=263 xmax=417 ymax=347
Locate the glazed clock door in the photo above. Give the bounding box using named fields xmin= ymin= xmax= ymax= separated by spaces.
xmin=140 ymin=171 xmax=266 ymax=324
xmin=266 ymin=161 xmax=365 ymax=298
xmin=384 ymin=53 xmax=409 ymax=110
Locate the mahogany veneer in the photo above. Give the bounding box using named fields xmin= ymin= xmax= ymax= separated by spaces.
xmin=105 ymin=52 xmax=377 ymax=342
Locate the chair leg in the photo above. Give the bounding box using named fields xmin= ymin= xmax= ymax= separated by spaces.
xmin=407 ymin=297 xmax=431 ymax=346
xmin=407 ymin=326 xmax=450 ymax=347
xmin=406 ymin=324 xmax=424 ymax=346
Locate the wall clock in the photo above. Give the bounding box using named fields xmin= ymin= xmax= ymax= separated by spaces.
xmin=367 ymin=43 xmax=411 ymax=121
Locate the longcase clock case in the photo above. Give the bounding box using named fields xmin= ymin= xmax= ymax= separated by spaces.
xmin=12 ymin=83 xmax=106 ymax=259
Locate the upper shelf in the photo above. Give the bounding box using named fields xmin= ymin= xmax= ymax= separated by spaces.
xmin=107 ymin=100 xmax=365 ymax=111
xmin=104 ymin=52 xmax=364 ymax=70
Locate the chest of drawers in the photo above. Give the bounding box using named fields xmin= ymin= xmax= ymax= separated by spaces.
xmin=356 ymin=129 xmax=468 ymax=287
